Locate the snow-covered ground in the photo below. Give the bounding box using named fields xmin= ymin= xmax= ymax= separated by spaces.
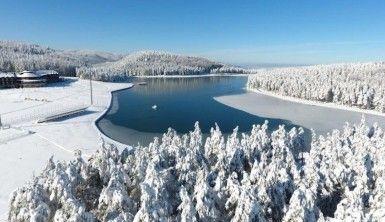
xmin=250 ymin=88 xmax=385 ymax=117
xmin=2 ymin=76 xmax=385 ymax=220
xmin=247 ymin=62 xmax=385 ymax=113
xmin=215 ymin=90 xmax=385 ymax=136
xmin=0 ymin=78 xmax=132 ymax=220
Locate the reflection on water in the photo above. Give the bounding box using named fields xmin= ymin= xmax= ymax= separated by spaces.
xmin=97 ymin=76 xmax=310 ymax=146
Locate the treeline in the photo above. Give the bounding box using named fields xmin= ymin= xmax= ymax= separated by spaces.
xmin=247 ymin=62 xmax=385 ymax=112
xmin=76 ymin=51 xmax=224 ymax=81
xmin=0 ymin=41 xmax=249 ymax=80
xmin=8 ymin=119 xmax=385 ymax=221
xmin=210 ymin=65 xmax=249 ymax=74
xmin=0 ymin=41 xmax=122 ymax=76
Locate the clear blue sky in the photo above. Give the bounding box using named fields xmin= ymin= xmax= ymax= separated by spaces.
xmin=1 ymin=0 xmax=385 ymax=65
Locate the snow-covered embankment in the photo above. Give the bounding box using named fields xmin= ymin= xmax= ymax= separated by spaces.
xmin=0 ymin=78 xmax=132 ymax=219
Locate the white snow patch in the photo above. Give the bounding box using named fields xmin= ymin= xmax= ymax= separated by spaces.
xmin=0 ymin=78 xmax=132 ymax=219
xmin=215 ymin=90 xmax=385 ymax=135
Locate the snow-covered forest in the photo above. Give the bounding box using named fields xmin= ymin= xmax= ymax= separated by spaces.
xmin=0 ymin=41 xmax=250 ymax=80
xmin=76 ymin=51 xmax=224 ymax=81
xmin=8 ymin=119 xmax=385 ymax=221
xmin=0 ymin=41 xmax=122 ymax=76
xmin=210 ymin=65 xmax=249 ymax=74
xmin=247 ymin=62 xmax=385 ymax=113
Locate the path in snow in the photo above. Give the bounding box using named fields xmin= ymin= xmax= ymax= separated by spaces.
xmin=0 ymin=78 xmax=132 ymax=220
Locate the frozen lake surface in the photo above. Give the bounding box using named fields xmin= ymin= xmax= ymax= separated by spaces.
xmin=97 ymin=76 xmax=307 ymax=146
xmin=97 ymin=76 xmax=385 ymax=146
xmin=215 ymin=92 xmax=385 ymax=136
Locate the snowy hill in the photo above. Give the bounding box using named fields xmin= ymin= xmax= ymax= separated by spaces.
xmin=248 ymin=61 xmax=385 ymax=112
xmin=0 ymin=41 xmax=242 ymax=80
xmin=76 ymin=51 xmax=224 ymax=81
xmin=0 ymin=41 xmax=122 ymax=76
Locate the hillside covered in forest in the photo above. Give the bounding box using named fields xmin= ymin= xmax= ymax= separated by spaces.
xmin=0 ymin=41 xmax=246 ymax=79
xmin=0 ymin=41 xmax=122 ymax=76
xmin=247 ymin=62 xmax=385 ymax=113
xmin=76 ymin=51 xmax=226 ymax=81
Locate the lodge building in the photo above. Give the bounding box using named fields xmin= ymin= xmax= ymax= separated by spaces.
xmin=0 ymin=70 xmax=60 ymax=88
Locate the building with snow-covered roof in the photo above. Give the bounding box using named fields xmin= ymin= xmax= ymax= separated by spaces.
xmin=34 ymin=70 xmax=59 ymax=75
xmin=0 ymin=70 xmax=60 ymax=88
xmin=18 ymin=71 xmax=46 ymax=87
xmin=0 ymin=72 xmax=18 ymax=88
xmin=35 ymin=70 xmax=60 ymax=83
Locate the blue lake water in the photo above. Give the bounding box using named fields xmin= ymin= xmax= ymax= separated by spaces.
xmin=97 ymin=76 xmax=310 ymax=146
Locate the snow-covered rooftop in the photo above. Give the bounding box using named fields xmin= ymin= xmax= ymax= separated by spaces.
xmin=0 ymin=72 xmax=16 ymax=78
xmin=19 ymin=71 xmax=41 ymax=78
xmin=35 ymin=70 xmax=59 ymax=75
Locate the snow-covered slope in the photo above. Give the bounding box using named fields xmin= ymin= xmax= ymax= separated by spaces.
xmin=0 ymin=41 xmax=237 ymax=80
xmin=0 ymin=78 xmax=132 ymax=219
xmin=8 ymin=119 xmax=385 ymax=221
xmin=0 ymin=41 xmax=122 ymax=76
xmin=76 ymin=51 xmax=224 ymax=81
xmin=247 ymin=62 xmax=385 ymax=112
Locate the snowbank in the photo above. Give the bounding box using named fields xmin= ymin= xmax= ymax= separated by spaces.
xmin=0 ymin=78 xmax=132 ymax=219
xmin=250 ymin=88 xmax=385 ymax=117
xmin=215 ymin=90 xmax=385 ymax=136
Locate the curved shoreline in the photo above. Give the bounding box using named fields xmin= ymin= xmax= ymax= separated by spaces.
xmin=92 ymin=84 xmax=134 ymax=150
xmin=94 ymin=76 xmax=309 ymax=148
xmin=93 ymin=77 xmax=385 ymax=152
xmin=248 ymin=88 xmax=385 ymax=118
xmin=0 ymin=78 xmax=138 ymax=218
xmin=91 ymin=74 xmax=246 ymax=148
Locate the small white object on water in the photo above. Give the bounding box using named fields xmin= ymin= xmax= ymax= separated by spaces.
xmin=152 ymin=105 xmax=157 ymax=110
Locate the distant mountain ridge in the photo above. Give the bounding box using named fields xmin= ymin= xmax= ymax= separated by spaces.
xmin=0 ymin=41 xmax=247 ymax=80
xmin=0 ymin=41 xmax=123 ymax=76
xmin=76 ymin=50 xmax=225 ymax=81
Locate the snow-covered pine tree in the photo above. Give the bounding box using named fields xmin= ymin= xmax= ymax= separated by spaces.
xmin=247 ymin=62 xmax=385 ymax=112
xmin=8 ymin=118 xmax=385 ymax=221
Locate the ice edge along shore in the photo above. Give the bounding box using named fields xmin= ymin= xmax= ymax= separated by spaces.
xmin=92 ymin=84 xmax=133 ymax=151
xmin=93 ymin=75 xmax=385 ymax=150
xmin=249 ymin=88 xmax=385 ymax=118
xmin=1 ymin=76 xmax=384 ymax=220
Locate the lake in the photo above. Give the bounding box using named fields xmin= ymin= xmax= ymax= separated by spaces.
xmin=97 ymin=76 xmax=309 ymax=146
